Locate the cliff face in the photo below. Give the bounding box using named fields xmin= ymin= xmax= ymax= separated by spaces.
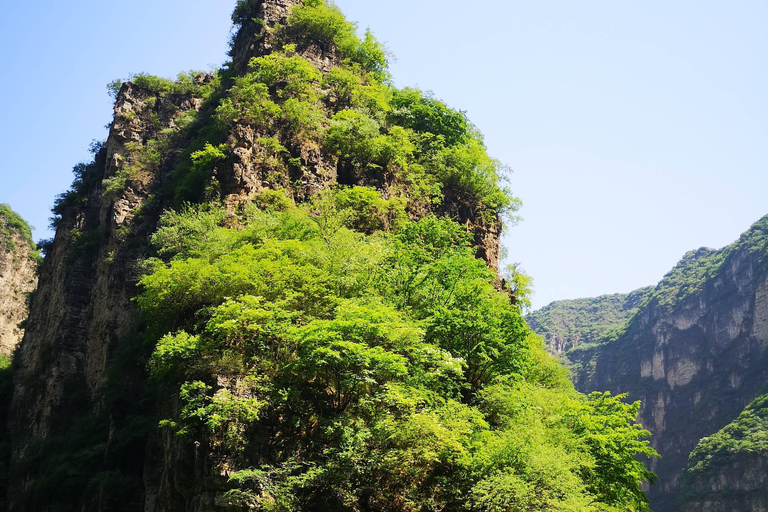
xmin=530 ymin=216 xmax=768 ymax=512
xmin=0 ymin=206 xmax=38 ymax=357
xmin=7 ymin=78 xmax=201 ymax=511
xmin=7 ymin=1 xmax=508 ymax=510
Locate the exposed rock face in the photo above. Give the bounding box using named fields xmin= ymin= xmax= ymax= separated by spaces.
xmin=530 ymin=216 xmax=768 ymax=512
xmin=0 ymin=208 xmax=38 ymax=356
xmin=7 ymin=78 xmax=206 ymax=511
xmin=231 ymin=0 xmax=302 ymax=75
xmin=7 ymin=1 xmax=506 ymax=510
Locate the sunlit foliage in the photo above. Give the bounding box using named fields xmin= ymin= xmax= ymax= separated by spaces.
xmin=138 ymin=189 xmax=658 ymax=511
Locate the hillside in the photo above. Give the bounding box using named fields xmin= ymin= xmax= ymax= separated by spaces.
xmin=526 ymin=288 xmax=652 ymax=355
xmin=4 ymin=1 xmax=658 ymax=511
xmin=530 ymin=214 xmax=768 ymax=511
xmin=0 ymin=204 xmax=38 ymax=356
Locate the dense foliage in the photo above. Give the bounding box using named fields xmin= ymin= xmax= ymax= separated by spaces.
xmin=223 ymin=0 xmax=520 ymax=224
xmin=137 ymin=188 xmax=657 ymax=511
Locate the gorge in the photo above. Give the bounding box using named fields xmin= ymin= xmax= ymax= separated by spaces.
xmin=529 ymin=215 xmax=768 ymax=511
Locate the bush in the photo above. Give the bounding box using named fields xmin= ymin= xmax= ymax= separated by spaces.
xmin=334 ymin=186 xmax=407 ymax=233
xmin=287 ymin=1 xmax=389 ymax=79
xmin=102 ymin=140 xmax=163 ymax=198
xmin=288 ymin=0 xmax=360 ymax=56
xmin=390 ymin=88 xmax=471 ymax=147
xmin=130 ymin=71 xmax=220 ymax=99
xmin=249 ymin=48 xmax=322 ymax=100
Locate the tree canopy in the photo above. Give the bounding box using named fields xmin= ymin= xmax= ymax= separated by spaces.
xmin=138 ymin=188 xmax=658 ymax=511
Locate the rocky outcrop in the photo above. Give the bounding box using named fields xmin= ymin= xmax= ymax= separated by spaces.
xmin=231 ymin=0 xmax=302 ymax=75
xmin=531 ymin=215 xmax=768 ymax=512
xmin=0 ymin=206 xmax=38 ymax=356
xmin=7 ymin=75 xmax=208 ymax=511
xmin=7 ymin=1 xmax=508 ymax=510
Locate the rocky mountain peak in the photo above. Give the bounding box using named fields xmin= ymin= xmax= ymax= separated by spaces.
xmin=4 ymin=3 xmax=526 ymax=509
xmin=230 ymin=0 xmax=334 ymax=75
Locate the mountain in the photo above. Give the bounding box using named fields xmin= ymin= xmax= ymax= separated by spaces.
xmin=529 ymin=214 xmax=768 ymax=511
xmin=4 ymin=1 xmax=660 ymax=511
xmin=526 ymin=287 xmax=653 ymax=385
xmin=0 ymin=205 xmax=38 ymax=356
xmin=526 ymin=288 xmax=653 ymax=355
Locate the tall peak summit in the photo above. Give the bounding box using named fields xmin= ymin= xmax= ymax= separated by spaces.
xmin=230 ymin=0 xmax=303 ymax=74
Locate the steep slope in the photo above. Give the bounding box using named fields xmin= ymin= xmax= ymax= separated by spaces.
xmin=530 ymin=215 xmax=768 ymax=511
xmin=0 ymin=205 xmax=38 ymax=356
xmin=7 ymin=2 xmax=658 ymax=511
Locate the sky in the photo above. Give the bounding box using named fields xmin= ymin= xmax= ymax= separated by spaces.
xmin=1 ymin=0 xmax=766 ymax=310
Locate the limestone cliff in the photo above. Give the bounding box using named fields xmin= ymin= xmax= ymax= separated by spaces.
xmin=0 ymin=205 xmax=38 ymax=357
xmin=530 ymin=215 xmax=768 ymax=512
xmin=7 ymin=1 xmax=508 ymax=510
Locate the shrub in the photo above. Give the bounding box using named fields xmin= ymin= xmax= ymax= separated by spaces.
xmin=333 ymin=186 xmax=406 ymax=233
xmin=249 ymin=48 xmax=322 ymax=101
xmin=130 ymin=71 xmax=220 ymax=99
xmin=287 ymin=0 xmax=360 ymax=57
xmin=390 ymin=88 xmax=471 ymax=148
xmin=287 ymin=1 xmax=389 ymax=79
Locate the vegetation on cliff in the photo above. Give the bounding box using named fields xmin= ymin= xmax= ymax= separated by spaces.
xmin=525 ymin=288 xmax=652 ymax=386
xmin=0 ymin=206 xmax=39 ymax=508
xmin=0 ymin=205 xmax=39 ymax=356
xmin=530 ymin=215 xmax=768 ymax=384
xmin=680 ymin=390 xmax=768 ymax=511
xmin=636 ymin=214 xmax=768 ymax=318
xmin=526 ymin=288 xmax=652 ymax=353
xmin=61 ymin=0 xmax=519 ymax=230
xmin=14 ymin=1 xmax=660 ymax=510
xmin=139 ymin=189 xmax=658 ymax=511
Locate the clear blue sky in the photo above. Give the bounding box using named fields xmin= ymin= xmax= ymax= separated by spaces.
xmin=1 ymin=1 xmax=766 ymax=310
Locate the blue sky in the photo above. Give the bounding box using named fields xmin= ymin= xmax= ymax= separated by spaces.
xmin=1 ymin=0 xmax=766 ymax=309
